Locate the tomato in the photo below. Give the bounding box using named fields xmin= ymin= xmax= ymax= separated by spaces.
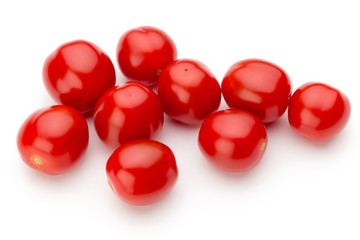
xmin=43 ymin=40 xmax=116 ymax=114
xmin=94 ymin=82 xmax=164 ymax=148
xmin=221 ymin=59 xmax=292 ymax=123
xmin=288 ymin=82 xmax=351 ymax=142
xmin=116 ymin=26 xmax=177 ymax=86
xmin=17 ymin=105 xmax=89 ymax=175
xmin=198 ymin=109 xmax=267 ymax=172
xmin=106 ymin=139 xmax=178 ymax=206
xmin=157 ymin=59 xmax=221 ymax=124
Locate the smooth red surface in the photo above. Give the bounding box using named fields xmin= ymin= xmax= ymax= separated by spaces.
xmin=222 ymin=59 xmax=292 ymax=123
xmin=157 ymin=59 xmax=221 ymax=124
xmin=43 ymin=40 xmax=116 ymax=114
xmin=288 ymin=82 xmax=351 ymax=142
xmin=198 ymin=109 xmax=267 ymax=172
xmin=106 ymin=139 xmax=178 ymax=206
xmin=94 ymin=82 xmax=164 ymax=148
xmin=117 ymin=26 xmax=177 ymax=86
xmin=17 ymin=105 xmax=89 ymax=175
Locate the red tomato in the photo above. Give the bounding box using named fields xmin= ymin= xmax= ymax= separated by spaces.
xmin=94 ymin=82 xmax=164 ymax=148
xmin=221 ymin=59 xmax=292 ymax=123
xmin=116 ymin=26 xmax=177 ymax=86
xmin=106 ymin=139 xmax=178 ymax=206
xmin=198 ymin=109 xmax=267 ymax=172
xmin=157 ymin=59 xmax=221 ymax=124
xmin=43 ymin=40 xmax=116 ymax=114
xmin=288 ymin=82 xmax=351 ymax=142
xmin=17 ymin=105 xmax=89 ymax=175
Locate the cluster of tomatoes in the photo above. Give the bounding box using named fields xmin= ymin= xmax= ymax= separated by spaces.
xmin=17 ymin=26 xmax=351 ymax=206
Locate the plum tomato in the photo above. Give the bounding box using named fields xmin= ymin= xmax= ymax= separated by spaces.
xmin=198 ymin=109 xmax=267 ymax=172
xmin=106 ymin=139 xmax=178 ymax=206
xmin=94 ymin=82 xmax=164 ymax=148
xmin=17 ymin=105 xmax=89 ymax=175
xmin=116 ymin=26 xmax=177 ymax=86
xmin=221 ymin=59 xmax=292 ymax=123
xmin=43 ymin=40 xmax=116 ymax=114
xmin=288 ymin=82 xmax=351 ymax=142
xmin=157 ymin=59 xmax=221 ymax=124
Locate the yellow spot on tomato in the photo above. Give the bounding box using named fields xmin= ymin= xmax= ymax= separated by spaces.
xmin=260 ymin=140 xmax=266 ymax=152
xmin=31 ymin=155 xmax=43 ymax=166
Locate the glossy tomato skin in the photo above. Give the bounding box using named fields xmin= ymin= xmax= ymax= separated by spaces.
xmin=94 ymin=82 xmax=164 ymax=148
xmin=222 ymin=59 xmax=292 ymax=123
xmin=106 ymin=139 xmax=178 ymax=206
xmin=17 ymin=105 xmax=89 ymax=175
xmin=157 ymin=59 xmax=221 ymax=124
xmin=117 ymin=26 xmax=177 ymax=86
xmin=288 ymin=82 xmax=351 ymax=142
xmin=43 ymin=40 xmax=116 ymax=114
xmin=198 ymin=109 xmax=267 ymax=172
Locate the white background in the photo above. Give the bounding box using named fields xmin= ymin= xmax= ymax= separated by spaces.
xmin=1 ymin=1 xmax=359 ymax=239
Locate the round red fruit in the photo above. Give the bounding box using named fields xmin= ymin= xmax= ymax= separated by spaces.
xmin=17 ymin=105 xmax=89 ymax=175
xmin=157 ymin=59 xmax=221 ymax=124
xmin=198 ymin=109 xmax=267 ymax=172
xmin=221 ymin=59 xmax=292 ymax=123
xmin=116 ymin=26 xmax=177 ymax=86
xmin=106 ymin=139 xmax=178 ymax=206
xmin=288 ymin=82 xmax=351 ymax=142
xmin=94 ymin=82 xmax=164 ymax=148
xmin=43 ymin=40 xmax=116 ymax=114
